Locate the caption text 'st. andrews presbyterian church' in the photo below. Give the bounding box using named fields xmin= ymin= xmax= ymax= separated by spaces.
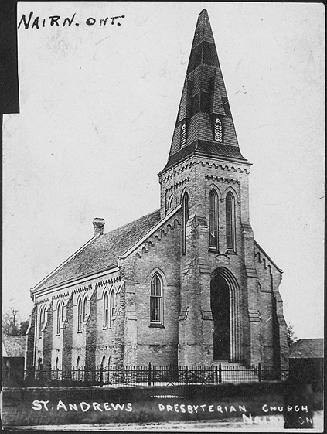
xmin=26 ymin=10 xmax=289 ymax=374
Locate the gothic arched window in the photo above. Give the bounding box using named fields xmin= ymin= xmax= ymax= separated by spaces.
xmin=182 ymin=192 xmax=189 ymax=255
xmin=226 ymin=191 xmax=236 ymax=251
xmin=109 ymin=290 xmax=115 ymax=328
xmin=56 ymin=302 xmax=63 ymax=335
xmin=150 ymin=273 xmax=163 ymax=324
xmin=181 ymin=120 xmax=187 ymax=147
xmin=39 ymin=306 xmax=45 ymax=336
xmin=214 ymin=117 xmax=222 ymax=143
xmin=82 ymin=297 xmax=87 ymax=321
xmin=77 ymin=298 xmax=83 ymax=332
xmin=165 ymin=191 xmax=173 ymax=214
xmin=209 ymin=189 xmax=219 ymax=251
xmin=104 ymin=292 xmax=108 ymax=327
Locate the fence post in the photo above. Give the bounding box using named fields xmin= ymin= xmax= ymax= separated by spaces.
xmin=148 ymin=362 xmax=152 ymax=386
xmin=219 ymin=364 xmax=222 ymax=383
xmin=215 ymin=366 xmax=218 ymax=384
xmin=185 ymin=366 xmax=188 ymax=385
xmin=258 ymin=363 xmax=262 ymax=382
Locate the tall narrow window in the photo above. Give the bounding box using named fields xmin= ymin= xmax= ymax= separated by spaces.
xmin=182 ymin=192 xmax=189 ymax=255
xmin=39 ymin=306 xmax=45 ymax=336
xmin=209 ymin=190 xmax=219 ymax=251
xmin=82 ymin=297 xmax=87 ymax=321
xmin=104 ymin=292 xmax=108 ymax=327
xmin=214 ymin=117 xmax=222 ymax=142
xmin=226 ymin=191 xmax=236 ymax=251
xmin=165 ymin=191 xmax=173 ymax=214
xmin=77 ymin=298 xmax=83 ymax=332
xmin=181 ymin=121 xmax=187 ymax=147
xmin=109 ymin=290 xmax=115 ymax=328
xmin=150 ymin=274 xmax=163 ymax=323
xmin=56 ymin=303 xmax=62 ymax=335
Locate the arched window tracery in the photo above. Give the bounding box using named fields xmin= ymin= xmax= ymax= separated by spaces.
xmin=150 ymin=273 xmax=163 ymax=324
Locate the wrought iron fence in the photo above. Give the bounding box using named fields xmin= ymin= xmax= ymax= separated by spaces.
xmin=23 ymin=363 xmax=288 ymax=387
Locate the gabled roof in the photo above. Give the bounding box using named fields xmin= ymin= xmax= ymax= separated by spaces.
xmin=2 ymin=336 xmax=26 ymax=358
xmin=33 ymin=209 xmax=161 ymax=292
xmin=289 ymin=339 xmax=324 ymax=359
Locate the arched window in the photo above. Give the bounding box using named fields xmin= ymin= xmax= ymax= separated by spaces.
xmin=82 ymin=297 xmax=87 ymax=321
xmin=109 ymin=290 xmax=115 ymax=328
xmin=165 ymin=191 xmax=173 ymax=214
xmin=150 ymin=273 xmax=163 ymax=324
xmin=181 ymin=120 xmax=187 ymax=147
xmin=209 ymin=189 xmax=219 ymax=251
xmin=104 ymin=292 xmax=108 ymax=327
xmin=182 ymin=192 xmax=189 ymax=255
xmin=77 ymin=298 xmax=83 ymax=332
xmin=76 ymin=356 xmax=80 ymax=370
xmin=39 ymin=306 xmax=46 ymax=336
xmin=214 ymin=117 xmax=222 ymax=142
xmin=55 ymin=357 xmax=59 ymax=370
xmin=56 ymin=303 xmax=62 ymax=335
xmin=226 ymin=191 xmax=236 ymax=251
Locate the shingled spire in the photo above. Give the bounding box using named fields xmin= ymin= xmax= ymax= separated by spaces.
xmin=163 ymin=9 xmax=247 ymax=172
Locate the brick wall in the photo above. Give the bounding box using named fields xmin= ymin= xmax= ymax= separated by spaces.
xmin=121 ymin=214 xmax=181 ymax=367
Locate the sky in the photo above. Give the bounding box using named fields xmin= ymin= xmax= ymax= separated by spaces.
xmin=3 ymin=2 xmax=324 ymax=339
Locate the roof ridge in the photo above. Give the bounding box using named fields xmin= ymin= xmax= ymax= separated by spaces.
xmin=31 ymin=234 xmax=101 ymax=293
xmin=31 ymin=209 xmax=162 ymax=293
xmin=104 ymin=209 xmax=161 ymax=237
xmin=119 ymin=205 xmax=181 ymax=260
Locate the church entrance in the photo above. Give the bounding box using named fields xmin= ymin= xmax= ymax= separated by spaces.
xmin=210 ymin=274 xmax=230 ymax=360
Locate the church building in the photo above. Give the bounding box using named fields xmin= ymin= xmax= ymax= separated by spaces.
xmin=26 ymin=10 xmax=289 ymax=376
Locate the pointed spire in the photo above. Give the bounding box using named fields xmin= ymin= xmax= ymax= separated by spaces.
xmin=162 ymin=10 xmax=247 ymax=173
xmin=192 ymin=9 xmax=215 ymax=48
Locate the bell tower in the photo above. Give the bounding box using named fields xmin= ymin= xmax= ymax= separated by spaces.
xmin=158 ymin=9 xmax=264 ymax=368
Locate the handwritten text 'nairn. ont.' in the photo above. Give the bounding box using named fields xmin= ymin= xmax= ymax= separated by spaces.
xmin=18 ymin=12 xmax=125 ymax=29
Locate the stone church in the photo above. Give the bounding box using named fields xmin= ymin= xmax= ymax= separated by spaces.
xmin=26 ymin=10 xmax=289 ymax=375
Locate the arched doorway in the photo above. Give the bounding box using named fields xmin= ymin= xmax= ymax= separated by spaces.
xmin=210 ymin=268 xmax=240 ymax=362
xmin=210 ymin=274 xmax=230 ymax=360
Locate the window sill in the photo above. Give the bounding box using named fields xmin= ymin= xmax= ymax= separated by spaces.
xmin=149 ymin=323 xmax=165 ymax=329
xmin=209 ymin=247 xmax=219 ymax=253
xmin=77 ymin=330 xmax=82 ymax=334
xmin=226 ymin=249 xmax=237 ymax=255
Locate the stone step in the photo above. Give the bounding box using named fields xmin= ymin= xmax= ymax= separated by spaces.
xmin=211 ymin=361 xmax=259 ymax=382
